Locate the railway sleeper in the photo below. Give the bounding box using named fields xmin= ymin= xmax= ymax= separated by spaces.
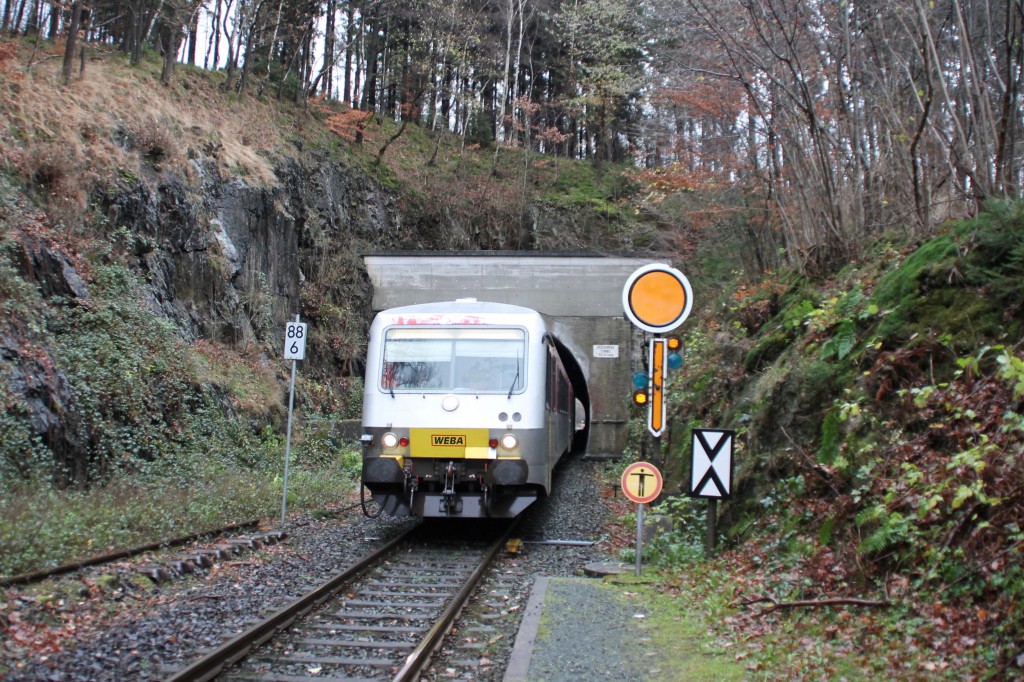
xmin=134 ymin=531 xmax=290 ymax=587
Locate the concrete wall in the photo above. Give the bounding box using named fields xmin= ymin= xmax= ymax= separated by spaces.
xmin=363 ymin=253 xmax=654 ymax=457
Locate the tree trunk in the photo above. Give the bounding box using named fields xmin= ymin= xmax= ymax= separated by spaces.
xmin=129 ymin=3 xmax=145 ymax=65
xmin=61 ymin=0 xmax=82 ymax=84
xmin=342 ymin=1 xmax=353 ymax=103
xmin=209 ymin=0 xmax=222 ymax=69
xmin=491 ymin=0 xmax=515 ymax=174
xmin=219 ymin=0 xmax=241 ymax=90
xmin=186 ymin=9 xmax=198 ymax=65
xmin=160 ymin=25 xmax=179 ymax=85
xmin=48 ymin=0 xmax=60 ymax=38
xmin=321 ymin=0 xmax=334 ymax=97
xmin=364 ymin=12 xmax=379 ymax=111
xmin=353 ymin=8 xmax=364 ymax=107
xmin=23 ymin=0 xmax=37 ymax=35
xmin=295 ymin=20 xmax=313 ymax=104
xmin=9 ymin=0 xmax=27 ymax=35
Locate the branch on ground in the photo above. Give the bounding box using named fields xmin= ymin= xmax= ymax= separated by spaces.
xmin=738 ymin=593 xmax=890 ymax=616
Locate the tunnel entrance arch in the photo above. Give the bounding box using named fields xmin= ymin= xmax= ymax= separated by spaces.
xmin=363 ymin=252 xmax=652 ymax=458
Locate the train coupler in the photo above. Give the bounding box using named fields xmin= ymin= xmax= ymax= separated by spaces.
xmin=440 ymin=462 xmax=463 ymax=514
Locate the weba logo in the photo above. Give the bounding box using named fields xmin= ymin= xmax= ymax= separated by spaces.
xmin=431 ymin=435 xmax=466 ymax=446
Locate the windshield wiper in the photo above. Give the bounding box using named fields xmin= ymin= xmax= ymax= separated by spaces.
xmin=507 ymin=353 xmax=520 ymax=399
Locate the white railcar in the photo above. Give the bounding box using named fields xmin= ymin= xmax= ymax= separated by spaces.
xmin=360 ymin=300 xmax=576 ymax=518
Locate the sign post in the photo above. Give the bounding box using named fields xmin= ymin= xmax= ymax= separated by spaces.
xmin=620 ymin=461 xmax=663 ymax=576
xmin=688 ymin=428 xmax=735 ymax=557
xmin=620 ymin=264 xmax=692 ymax=569
xmin=281 ymin=315 xmax=307 ymax=526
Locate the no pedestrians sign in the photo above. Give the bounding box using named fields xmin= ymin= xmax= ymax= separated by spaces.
xmin=620 ymin=461 xmax=663 ymax=504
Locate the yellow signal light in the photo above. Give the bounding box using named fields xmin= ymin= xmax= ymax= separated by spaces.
xmin=632 ymin=389 xmax=649 ymax=405
xmin=666 ymin=335 xmax=682 ymax=351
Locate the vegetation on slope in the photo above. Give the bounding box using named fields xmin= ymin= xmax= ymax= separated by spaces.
xmin=622 ymin=202 xmax=1024 ymax=677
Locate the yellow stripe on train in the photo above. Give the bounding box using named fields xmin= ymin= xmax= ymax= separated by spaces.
xmin=409 ymin=428 xmax=492 ymax=458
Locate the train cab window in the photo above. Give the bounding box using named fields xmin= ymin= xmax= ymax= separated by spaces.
xmin=382 ymin=327 xmax=525 ymax=393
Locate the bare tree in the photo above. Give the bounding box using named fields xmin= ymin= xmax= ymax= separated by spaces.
xmin=62 ymin=0 xmax=83 ymax=84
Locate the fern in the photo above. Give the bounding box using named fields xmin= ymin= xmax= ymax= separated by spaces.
xmin=818 ymin=407 xmax=841 ymax=465
xmin=822 ymin=319 xmax=857 ymax=360
xmin=856 ymin=506 xmax=911 ymax=554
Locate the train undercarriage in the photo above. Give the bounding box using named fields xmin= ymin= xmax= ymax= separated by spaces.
xmin=362 ymin=455 xmax=538 ymax=518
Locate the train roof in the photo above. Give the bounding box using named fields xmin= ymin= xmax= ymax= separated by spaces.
xmin=375 ymin=299 xmax=541 ymax=318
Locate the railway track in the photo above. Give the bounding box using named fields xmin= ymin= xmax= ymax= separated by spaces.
xmin=0 ymin=519 xmax=263 ymax=588
xmin=2 ymin=502 xmax=371 ymax=589
xmin=164 ymin=519 xmax=518 ymax=682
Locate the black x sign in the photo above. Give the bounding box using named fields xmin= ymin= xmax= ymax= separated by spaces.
xmin=689 ymin=428 xmax=734 ymax=499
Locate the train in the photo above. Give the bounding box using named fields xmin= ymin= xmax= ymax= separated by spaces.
xmin=360 ymin=299 xmax=579 ymax=518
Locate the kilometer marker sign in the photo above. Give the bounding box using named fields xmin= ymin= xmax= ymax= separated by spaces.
xmin=280 ymin=315 xmax=307 ymax=526
xmin=283 ymin=320 xmax=307 ymax=360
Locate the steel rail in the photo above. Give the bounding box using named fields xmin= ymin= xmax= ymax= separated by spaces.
xmin=164 ymin=523 xmax=420 ymax=682
xmin=392 ymin=518 xmax=520 ymax=682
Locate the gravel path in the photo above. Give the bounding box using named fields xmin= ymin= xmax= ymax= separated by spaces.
xmin=1 ymin=455 xmax=632 ymax=681
xmin=515 ymin=577 xmax=660 ymax=682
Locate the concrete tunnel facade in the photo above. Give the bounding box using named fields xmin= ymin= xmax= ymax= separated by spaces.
xmin=362 ymin=253 xmax=655 ymax=457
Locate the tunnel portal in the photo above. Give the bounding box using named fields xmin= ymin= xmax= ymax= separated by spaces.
xmin=363 ymin=253 xmax=654 ymax=457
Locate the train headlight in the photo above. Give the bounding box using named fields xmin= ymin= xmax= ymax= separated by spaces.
xmin=500 ymin=433 xmax=519 ymax=450
xmin=381 ymin=432 xmax=400 ymax=449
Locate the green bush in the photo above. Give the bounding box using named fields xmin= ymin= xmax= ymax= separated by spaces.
xmin=637 ymin=495 xmax=708 ymax=568
xmin=959 ymin=200 xmax=1024 ymax=309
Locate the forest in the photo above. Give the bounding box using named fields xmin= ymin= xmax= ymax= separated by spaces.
xmin=5 ymin=0 xmax=1023 ymax=270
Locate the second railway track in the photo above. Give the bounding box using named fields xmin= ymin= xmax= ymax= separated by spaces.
xmin=165 ymin=520 xmax=518 ymax=682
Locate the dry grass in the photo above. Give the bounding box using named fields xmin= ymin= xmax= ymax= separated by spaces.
xmin=190 ymin=339 xmax=283 ymax=417
xmin=0 ymin=37 xmax=287 ymax=209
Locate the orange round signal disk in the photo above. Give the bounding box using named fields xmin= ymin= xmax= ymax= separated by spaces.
xmin=622 ymin=264 xmax=693 ymax=333
xmin=628 ymin=271 xmax=686 ymax=328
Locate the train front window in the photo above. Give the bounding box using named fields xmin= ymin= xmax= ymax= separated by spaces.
xmin=382 ymin=328 xmax=526 ymax=393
